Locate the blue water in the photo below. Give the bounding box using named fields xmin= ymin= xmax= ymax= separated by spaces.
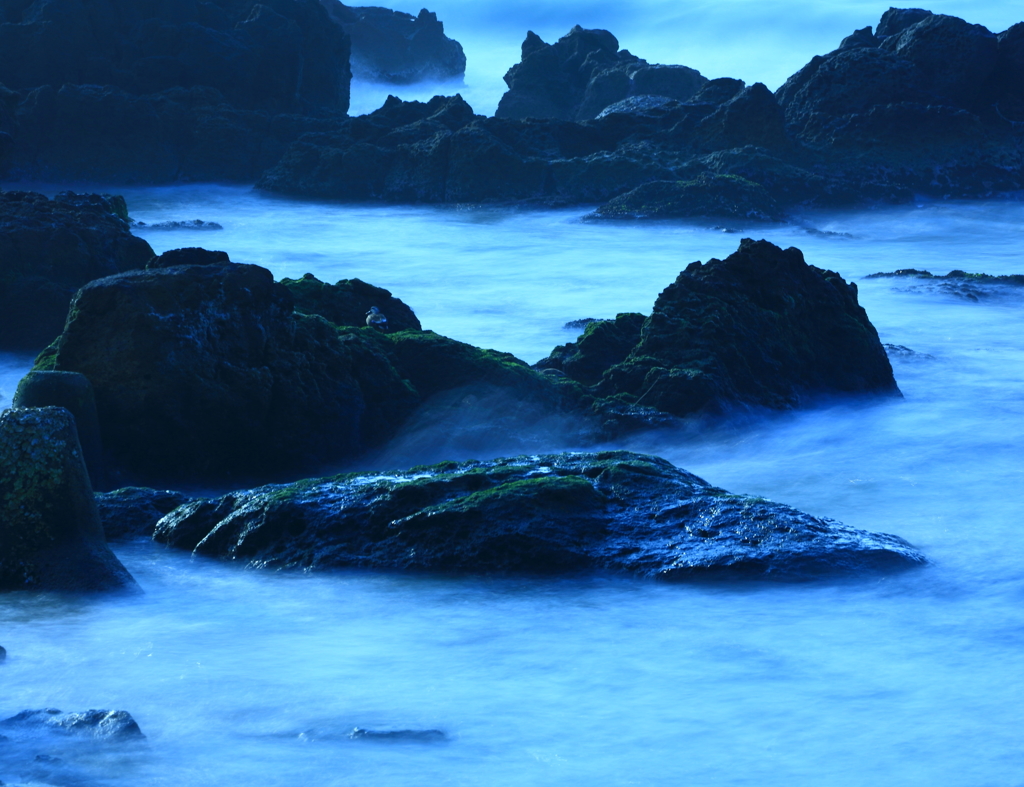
xmin=2 ymin=186 xmax=1024 ymax=786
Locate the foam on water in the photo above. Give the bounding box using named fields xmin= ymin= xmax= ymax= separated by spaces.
xmin=2 ymin=190 xmax=1024 ymax=785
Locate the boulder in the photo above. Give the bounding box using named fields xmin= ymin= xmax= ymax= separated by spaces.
xmin=152 ymin=450 xmax=926 ymax=580
xmin=280 ymin=272 xmax=422 ymax=331
xmin=321 ymin=2 xmax=465 ymax=84
xmin=0 ymin=708 xmax=144 ymax=740
xmin=0 ymin=407 xmax=137 ymax=592
xmin=536 ymin=239 xmax=899 ymax=417
xmin=495 ymin=27 xmax=707 ymax=122
xmin=0 ymin=190 xmax=153 ymax=351
xmin=13 ymin=371 xmax=106 ymax=489
xmin=39 ymin=253 xmax=598 ymax=483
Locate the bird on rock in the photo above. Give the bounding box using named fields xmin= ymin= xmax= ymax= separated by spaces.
xmin=366 ymin=306 xmax=388 ymax=330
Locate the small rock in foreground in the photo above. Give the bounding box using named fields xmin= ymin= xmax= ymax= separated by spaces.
xmin=0 ymin=709 xmax=144 ymax=740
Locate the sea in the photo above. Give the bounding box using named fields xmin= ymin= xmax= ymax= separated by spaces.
xmin=2 ymin=2 xmax=1024 ymax=785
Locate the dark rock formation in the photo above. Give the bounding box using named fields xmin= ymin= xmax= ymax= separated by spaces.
xmin=536 ymin=239 xmax=899 ymax=417
xmin=0 ymin=407 xmax=137 ymax=592
xmin=0 ymin=0 xmax=350 ymax=182
xmin=13 ymin=371 xmax=107 ymax=490
xmin=0 ymin=191 xmax=153 ymax=351
xmin=152 ymin=450 xmax=926 ymax=580
xmin=96 ymin=487 xmax=193 ymax=540
xmin=38 ymin=254 xmax=592 ymax=484
xmin=281 ymin=272 xmax=422 ymax=331
xmin=146 ymin=246 xmax=230 ymax=269
xmin=0 ymin=0 xmax=350 ymax=114
xmin=321 ymin=2 xmax=465 ymax=84
xmin=495 ymin=27 xmax=707 ymax=121
xmin=349 ymin=727 xmax=447 ymax=742
xmin=866 ymin=266 xmax=1024 ymax=301
xmin=594 ymin=173 xmax=783 ymax=221
xmin=133 ymin=219 xmax=223 ymax=230
xmin=0 ymin=709 xmax=144 ymax=740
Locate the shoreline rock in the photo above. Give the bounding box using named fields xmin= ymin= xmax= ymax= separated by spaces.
xmin=151 ymin=450 xmax=926 ymax=581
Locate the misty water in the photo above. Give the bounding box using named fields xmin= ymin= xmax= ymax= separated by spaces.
xmin=2 ymin=185 xmax=1023 ymax=786
xmin=4 ymin=2 xmax=1024 ymax=783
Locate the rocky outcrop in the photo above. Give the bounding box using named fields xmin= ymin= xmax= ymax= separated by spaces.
xmin=37 ymin=254 xmax=595 ymax=485
xmin=0 ymin=407 xmax=137 ymax=592
xmin=0 ymin=191 xmax=153 ymax=351
xmin=0 ymin=0 xmax=350 ymax=182
xmin=0 ymin=0 xmax=350 ymax=114
xmin=495 ymin=27 xmax=707 ymax=121
xmin=152 ymin=450 xmax=926 ymax=580
xmin=536 ymin=239 xmax=899 ymax=417
xmin=281 ymin=272 xmax=422 ymax=331
xmin=321 ymin=1 xmax=465 ymax=84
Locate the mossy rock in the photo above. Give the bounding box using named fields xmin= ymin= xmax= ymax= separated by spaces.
xmin=280 ymin=273 xmax=422 ymax=331
xmin=153 ymin=450 xmax=926 ymax=580
xmin=594 ymin=173 xmax=784 ymax=221
xmin=0 ymin=407 xmax=136 ymax=592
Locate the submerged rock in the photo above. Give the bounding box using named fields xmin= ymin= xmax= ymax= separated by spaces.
xmin=537 ymin=238 xmax=899 ymax=416
xmin=349 ymin=727 xmax=447 ymax=743
xmin=0 ymin=709 xmax=144 ymax=740
xmin=153 ymin=450 xmax=925 ymax=581
xmin=132 ymin=219 xmax=223 ymax=230
xmin=0 ymin=190 xmax=153 ymax=351
xmin=0 ymin=407 xmax=136 ymax=592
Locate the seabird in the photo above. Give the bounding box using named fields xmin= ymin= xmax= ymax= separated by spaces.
xmin=366 ymin=306 xmax=388 ymax=330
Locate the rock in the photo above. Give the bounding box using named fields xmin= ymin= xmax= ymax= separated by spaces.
xmin=0 ymin=0 xmax=350 ymax=114
xmin=280 ymin=272 xmax=422 ymax=332
xmin=146 ymin=247 xmax=230 ymax=269
xmin=133 ymin=219 xmax=223 ymax=230
xmin=876 ymin=8 xmax=934 ymax=37
xmin=0 ymin=709 xmax=144 ymax=740
xmin=42 ymin=258 xmax=388 ymax=485
xmin=40 ymin=253 xmax=595 ymax=484
xmin=152 ymin=450 xmax=926 ymax=580
xmin=495 ymin=26 xmax=707 ymax=121
xmin=0 ymin=190 xmax=153 ymax=351
xmin=12 ymin=371 xmax=106 ymax=490
xmin=0 ymin=644 xmax=5 ymax=661
xmin=865 ymin=266 xmax=1024 ymax=300
xmin=593 ymin=173 xmax=783 ymax=221
xmin=349 ymin=727 xmax=447 ymax=742
xmin=694 ymin=83 xmax=790 ymax=152
xmin=321 ymin=2 xmax=465 ymax=84
xmin=0 ymin=407 xmax=137 ymax=592
xmin=536 ymin=239 xmax=899 ymax=417
xmin=96 ymin=487 xmax=193 ymax=541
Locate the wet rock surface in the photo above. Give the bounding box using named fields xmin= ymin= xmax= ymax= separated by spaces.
xmin=96 ymin=487 xmax=193 ymax=541
xmin=281 ymin=272 xmax=422 ymax=332
xmin=537 ymin=239 xmax=899 ymax=417
xmin=152 ymin=450 xmax=926 ymax=580
xmin=0 ymin=407 xmax=136 ymax=592
xmin=0 ymin=709 xmax=144 ymax=741
xmin=0 ymin=190 xmax=153 ymax=351
xmin=867 ymin=267 xmax=1024 ymax=301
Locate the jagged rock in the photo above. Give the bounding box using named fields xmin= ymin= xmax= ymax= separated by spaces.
xmin=0 ymin=407 xmax=137 ymax=592
xmin=152 ymin=450 xmax=926 ymax=580
xmin=281 ymin=272 xmax=422 ymax=331
xmin=133 ymin=219 xmax=223 ymax=230
xmin=146 ymin=246 xmax=230 ymax=269
xmin=0 ymin=190 xmax=153 ymax=351
xmin=536 ymin=239 xmax=899 ymax=417
xmin=321 ymin=2 xmax=465 ymax=84
xmin=495 ymin=26 xmax=707 ymax=121
xmin=0 ymin=709 xmax=144 ymax=740
xmin=594 ymin=173 xmax=783 ymax=221
xmin=95 ymin=487 xmax=193 ymax=540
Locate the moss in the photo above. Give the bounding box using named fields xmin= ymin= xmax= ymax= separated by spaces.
xmin=448 ymin=474 xmax=603 ymax=513
xmin=30 ymin=340 xmax=60 ymax=372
